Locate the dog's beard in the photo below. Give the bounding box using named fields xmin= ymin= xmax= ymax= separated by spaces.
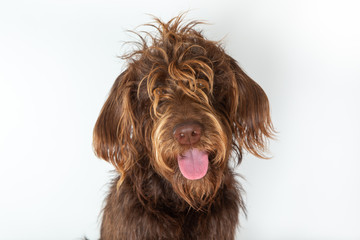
xmin=151 ymin=110 xmax=231 ymax=209
xmin=172 ymin=150 xmax=230 ymax=210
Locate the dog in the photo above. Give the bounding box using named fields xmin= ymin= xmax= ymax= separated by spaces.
xmin=93 ymin=14 xmax=274 ymax=240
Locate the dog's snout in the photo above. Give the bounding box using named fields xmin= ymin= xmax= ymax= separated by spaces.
xmin=173 ymin=121 xmax=202 ymax=145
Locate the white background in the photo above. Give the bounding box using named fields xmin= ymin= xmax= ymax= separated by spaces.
xmin=1 ymin=0 xmax=359 ymax=239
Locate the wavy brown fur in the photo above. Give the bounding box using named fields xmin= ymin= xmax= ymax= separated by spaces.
xmin=93 ymin=14 xmax=274 ymax=240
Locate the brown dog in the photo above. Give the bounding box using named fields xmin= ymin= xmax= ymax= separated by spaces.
xmin=93 ymin=14 xmax=274 ymax=240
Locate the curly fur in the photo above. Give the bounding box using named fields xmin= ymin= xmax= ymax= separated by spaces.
xmin=93 ymin=14 xmax=274 ymax=240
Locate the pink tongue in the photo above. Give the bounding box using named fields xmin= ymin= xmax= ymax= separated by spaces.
xmin=177 ymin=149 xmax=209 ymax=180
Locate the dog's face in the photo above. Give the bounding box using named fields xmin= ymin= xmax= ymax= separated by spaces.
xmin=93 ymin=17 xmax=273 ymax=209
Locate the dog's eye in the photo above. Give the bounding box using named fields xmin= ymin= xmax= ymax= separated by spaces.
xmin=153 ymin=87 xmax=167 ymax=96
xmin=196 ymin=79 xmax=209 ymax=89
xmin=196 ymin=80 xmax=210 ymax=94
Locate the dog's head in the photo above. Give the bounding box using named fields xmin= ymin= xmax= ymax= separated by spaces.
xmin=93 ymin=15 xmax=274 ymax=209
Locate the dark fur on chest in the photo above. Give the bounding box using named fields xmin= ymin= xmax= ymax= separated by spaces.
xmin=101 ymin=168 xmax=243 ymax=240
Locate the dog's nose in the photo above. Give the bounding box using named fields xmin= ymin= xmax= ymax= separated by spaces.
xmin=173 ymin=121 xmax=202 ymax=145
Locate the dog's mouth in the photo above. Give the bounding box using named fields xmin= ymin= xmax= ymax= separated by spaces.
xmin=177 ymin=148 xmax=209 ymax=180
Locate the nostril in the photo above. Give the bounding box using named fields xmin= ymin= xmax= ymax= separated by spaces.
xmin=173 ymin=121 xmax=203 ymax=145
xmin=191 ymin=130 xmax=200 ymax=137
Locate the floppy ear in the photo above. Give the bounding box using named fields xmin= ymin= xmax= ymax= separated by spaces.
xmin=228 ymin=57 xmax=275 ymax=158
xmin=93 ymin=69 xmax=138 ymax=179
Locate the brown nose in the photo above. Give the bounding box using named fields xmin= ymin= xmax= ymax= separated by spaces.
xmin=173 ymin=121 xmax=203 ymax=145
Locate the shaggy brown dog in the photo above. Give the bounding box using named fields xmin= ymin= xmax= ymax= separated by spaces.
xmin=93 ymin=15 xmax=274 ymax=240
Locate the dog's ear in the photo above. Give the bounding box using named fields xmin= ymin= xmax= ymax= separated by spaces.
xmin=227 ymin=57 xmax=275 ymax=159
xmin=93 ymin=69 xmax=138 ymax=179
